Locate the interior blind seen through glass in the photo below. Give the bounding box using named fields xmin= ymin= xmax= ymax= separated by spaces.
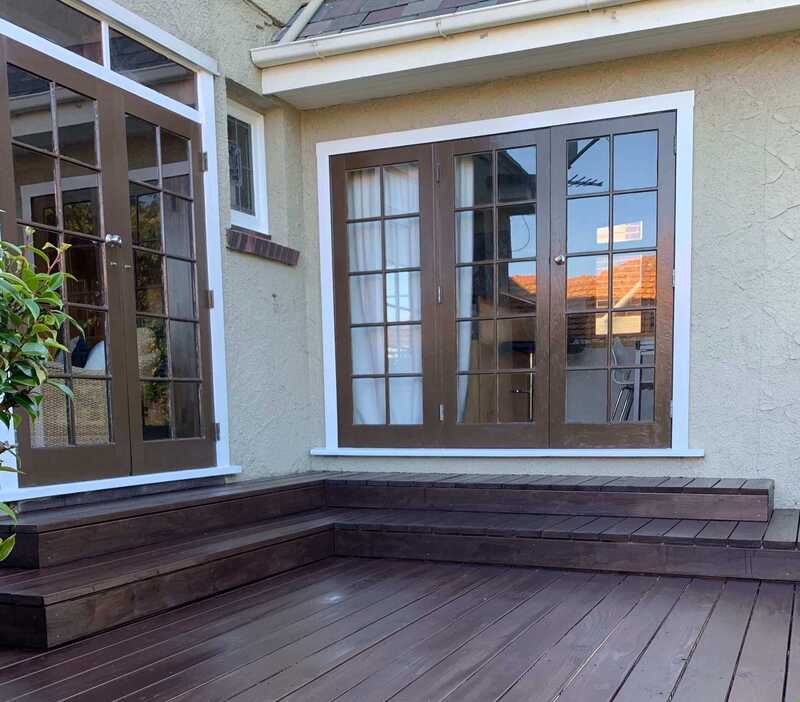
xmin=346 ymin=163 xmax=422 ymax=426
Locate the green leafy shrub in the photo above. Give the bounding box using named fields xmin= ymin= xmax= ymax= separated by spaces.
xmin=0 ymin=237 xmax=78 ymax=560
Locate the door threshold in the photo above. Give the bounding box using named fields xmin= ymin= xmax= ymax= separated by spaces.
xmin=1 ymin=465 xmax=242 ymax=503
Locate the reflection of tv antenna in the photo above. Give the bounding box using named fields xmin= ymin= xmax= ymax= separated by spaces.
xmin=568 ymin=176 xmax=604 ymax=188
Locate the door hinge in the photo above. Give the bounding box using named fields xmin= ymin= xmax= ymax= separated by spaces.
xmin=434 ymin=162 xmax=441 ymax=183
xmin=438 ymin=404 xmax=445 ymax=422
xmin=672 ymin=269 xmax=676 ymax=288
xmin=669 ymin=401 xmax=673 ymax=419
xmin=205 ymin=289 xmax=214 ymax=309
xmin=200 ymin=151 xmax=209 ymax=172
xmin=437 ymin=285 xmax=443 ymax=304
xmin=213 ymin=422 xmax=221 ymax=441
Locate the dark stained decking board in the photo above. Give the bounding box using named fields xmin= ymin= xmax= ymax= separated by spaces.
xmin=0 ymin=557 xmax=797 ymax=702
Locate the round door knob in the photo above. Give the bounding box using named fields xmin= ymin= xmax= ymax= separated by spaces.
xmin=554 ymin=254 xmax=566 ymax=265
xmin=104 ymin=233 xmax=123 ymax=247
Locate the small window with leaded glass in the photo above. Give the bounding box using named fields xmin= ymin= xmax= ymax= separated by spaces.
xmin=227 ymin=101 xmax=268 ymax=234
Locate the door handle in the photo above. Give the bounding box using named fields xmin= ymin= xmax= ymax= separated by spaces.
xmin=104 ymin=233 xmax=123 ymax=247
xmin=553 ymin=254 xmax=566 ymax=265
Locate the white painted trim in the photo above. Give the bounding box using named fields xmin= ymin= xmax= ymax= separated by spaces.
xmin=0 ymin=19 xmax=202 ymax=123
xmin=198 ymin=72 xmax=232 ymax=469
xmin=65 ymin=0 xmax=219 ymax=74
xmin=311 ymin=445 xmax=708 ymax=463
xmin=316 ymin=91 xmax=696 ymax=452
xmin=0 ymin=465 xmax=241 ymax=502
xmin=227 ymin=100 xmax=270 ymax=235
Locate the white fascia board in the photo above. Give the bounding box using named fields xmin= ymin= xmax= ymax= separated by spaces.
xmin=257 ymin=0 xmax=800 ymax=107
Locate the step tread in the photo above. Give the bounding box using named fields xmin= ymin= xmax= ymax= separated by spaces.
xmin=0 ymin=508 xmax=347 ymax=605
xmin=3 ymin=472 xmax=335 ymax=534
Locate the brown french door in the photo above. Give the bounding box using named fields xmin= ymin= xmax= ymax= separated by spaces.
xmin=332 ymin=111 xmax=677 ymax=449
xmin=0 ymin=37 xmax=214 ymax=486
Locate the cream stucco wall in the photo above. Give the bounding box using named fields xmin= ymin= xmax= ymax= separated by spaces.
xmin=289 ymin=32 xmax=800 ymax=507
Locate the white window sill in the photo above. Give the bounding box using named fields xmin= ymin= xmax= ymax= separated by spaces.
xmin=310 ymin=448 xmax=705 ymax=459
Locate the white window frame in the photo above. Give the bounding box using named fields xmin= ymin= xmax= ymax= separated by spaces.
xmin=227 ymin=100 xmax=269 ymax=234
xmin=0 ymin=2 xmax=240 ymax=500
xmin=313 ymin=90 xmax=704 ymax=459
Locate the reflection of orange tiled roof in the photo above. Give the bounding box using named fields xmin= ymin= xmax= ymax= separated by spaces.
xmin=510 ymin=274 xmax=536 ymax=295
xmin=567 ymin=254 xmax=656 ymax=307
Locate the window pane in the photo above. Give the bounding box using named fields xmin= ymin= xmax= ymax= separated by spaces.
xmin=353 ymin=378 xmax=385 ymax=425
xmin=498 ymin=373 xmax=534 ymax=423
xmin=64 ymin=235 xmax=104 ymax=306
xmin=614 ymin=131 xmax=658 ymax=190
xmin=67 ymin=308 xmax=106 ymax=374
xmin=389 ymin=377 xmax=422 ymax=425
xmin=612 ymin=311 xmax=656 ymax=366
xmin=498 ymin=317 xmax=536 ymax=370
xmin=498 ymin=261 xmax=536 ymax=316
xmin=567 ymin=196 xmax=609 ymax=253
xmin=142 ymin=382 xmax=171 ymax=440
xmin=456 ymin=210 xmax=493 ymax=263
xmin=126 ymin=116 xmax=159 ymax=185
xmin=61 ymin=162 xmax=100 ymax=236
xmin=383 ymin=163 xmax=419 ymax=215
xmin=170 ymin=321 xmax=199 ymax=378
xmin=386 ymin=271 xmax=421 ymax=323
xmin=458 ymin=374 xmax=496 ymax=424
xmin=161 ymin=130 xmax=191 ymax=197
xmin=137 ymin=317 xmax=168 ymax=378
xmin=567 ymin=136 xmax=609 ymax=194
xmin=455 ymin=153 xmax=492 ymax=207
xmin=498 ymin=147 xmax=536 ymax=202
xmin=164 ymin=194 xmax=193 ymax=259
xmin=7 ymin=65 xmax=53 ymax=152
xmin=351 ymin=327 xmax=384 ymax=375
xmin=387 ymin=324 xmax=421 ymax=374
xmin=498 ymin=205 xmax=535 ymax=260
xmin=72 ymin=379 xmax=110 ymax=445
xmin=31 ymin=383 xmax=70 ymax=448
xmin=347 ymin=221 xmax=382 ymax=272
xmin=566 ymin=370 xmax=607 ymax=423
xmin=228 ymin=116 xmax=254 ymax=215
xmin=167 ymin=258 xmax=196 ymax=319
xmin=55 ymin=85 xmax=96 ymax=165
xmin=457 ymin=265 xmax=494 ymax=318
xmin=347 ymin=168 xmax=380 ymax=219
xmin=613 ymin=192 xmax=657 ymax=250
xmin=0 ymin=0 xmax=101 ymax=63
xmin=612 ymin=367 xmax=654 ymax=422
xmin=134 ymin=251 xmax=165 ymax=314
xmin=385 ymin=217 xmax=420 ymax=270
xmin=130 ymin=183 xmax=162 ymax=250
xmin=13 ymin=146 xmax=56 ymax=226
xmin=110 ymin=29 xmax=197 ymax=106
xmin=567 ymin=313 xmax=608 ymax=368
xmin=612 ymin=252 xmax=656 ymax=308
xmin=457 ymin=320 xmax=495 ymax=372
xmin=567 ymin=255 xmax=609 ymax=312
xmin=350 ymin=274 xmax=384 ymax=324
xmin=173 ymin=383 xmax=202 ymax=438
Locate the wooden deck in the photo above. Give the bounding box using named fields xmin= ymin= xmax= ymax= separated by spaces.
xmin=0 ymin=556 xmax=797 ymax=702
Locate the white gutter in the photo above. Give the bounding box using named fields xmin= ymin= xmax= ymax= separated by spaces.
xmin=279 ymin=0 xmax=326 ymax=44
xmin=252 ymin=0 xmax=646 ymax=67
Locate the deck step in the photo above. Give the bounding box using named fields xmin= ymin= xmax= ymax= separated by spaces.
xmin=0 ymin=509 xmax=343 ymax=648
xmin=0 ymin=473 xmax=332 ymax=568
xmin=333 ymin=508 xmax=800 ymax=582
xmin=326 ymin=473 xmax=774 ymax=522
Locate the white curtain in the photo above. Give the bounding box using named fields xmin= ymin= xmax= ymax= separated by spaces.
xmin=456 ymin=159 xmax=475 ymax=422
xmin=349 ymin=165 xmax=423 ymax=425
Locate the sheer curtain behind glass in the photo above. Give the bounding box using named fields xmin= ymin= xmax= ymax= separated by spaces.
xmin=456 ymin=160 xmax=475 ymax=422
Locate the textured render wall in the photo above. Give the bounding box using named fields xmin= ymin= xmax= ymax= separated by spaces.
xmin=292 ymin=32 xmax=800 ymax=507
xmin=117 ymin=1 xmax=315 ymax=474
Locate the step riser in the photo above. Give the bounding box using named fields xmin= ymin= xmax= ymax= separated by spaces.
xmin=327 ymin=485 xmax=772 ymax=522
xmin=6 ymin=485 xmax=325 ymax=569
xmin=1 ymin=531 xmax=333 ymax=649
xmin=335 ymin=529 xmax=800 ymax=583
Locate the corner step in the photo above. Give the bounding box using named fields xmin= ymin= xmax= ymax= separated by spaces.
xmin=326 ymin=473 xmax=774 ymax=522
xmin=0 ymin=509 xmax=342 ymax=648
